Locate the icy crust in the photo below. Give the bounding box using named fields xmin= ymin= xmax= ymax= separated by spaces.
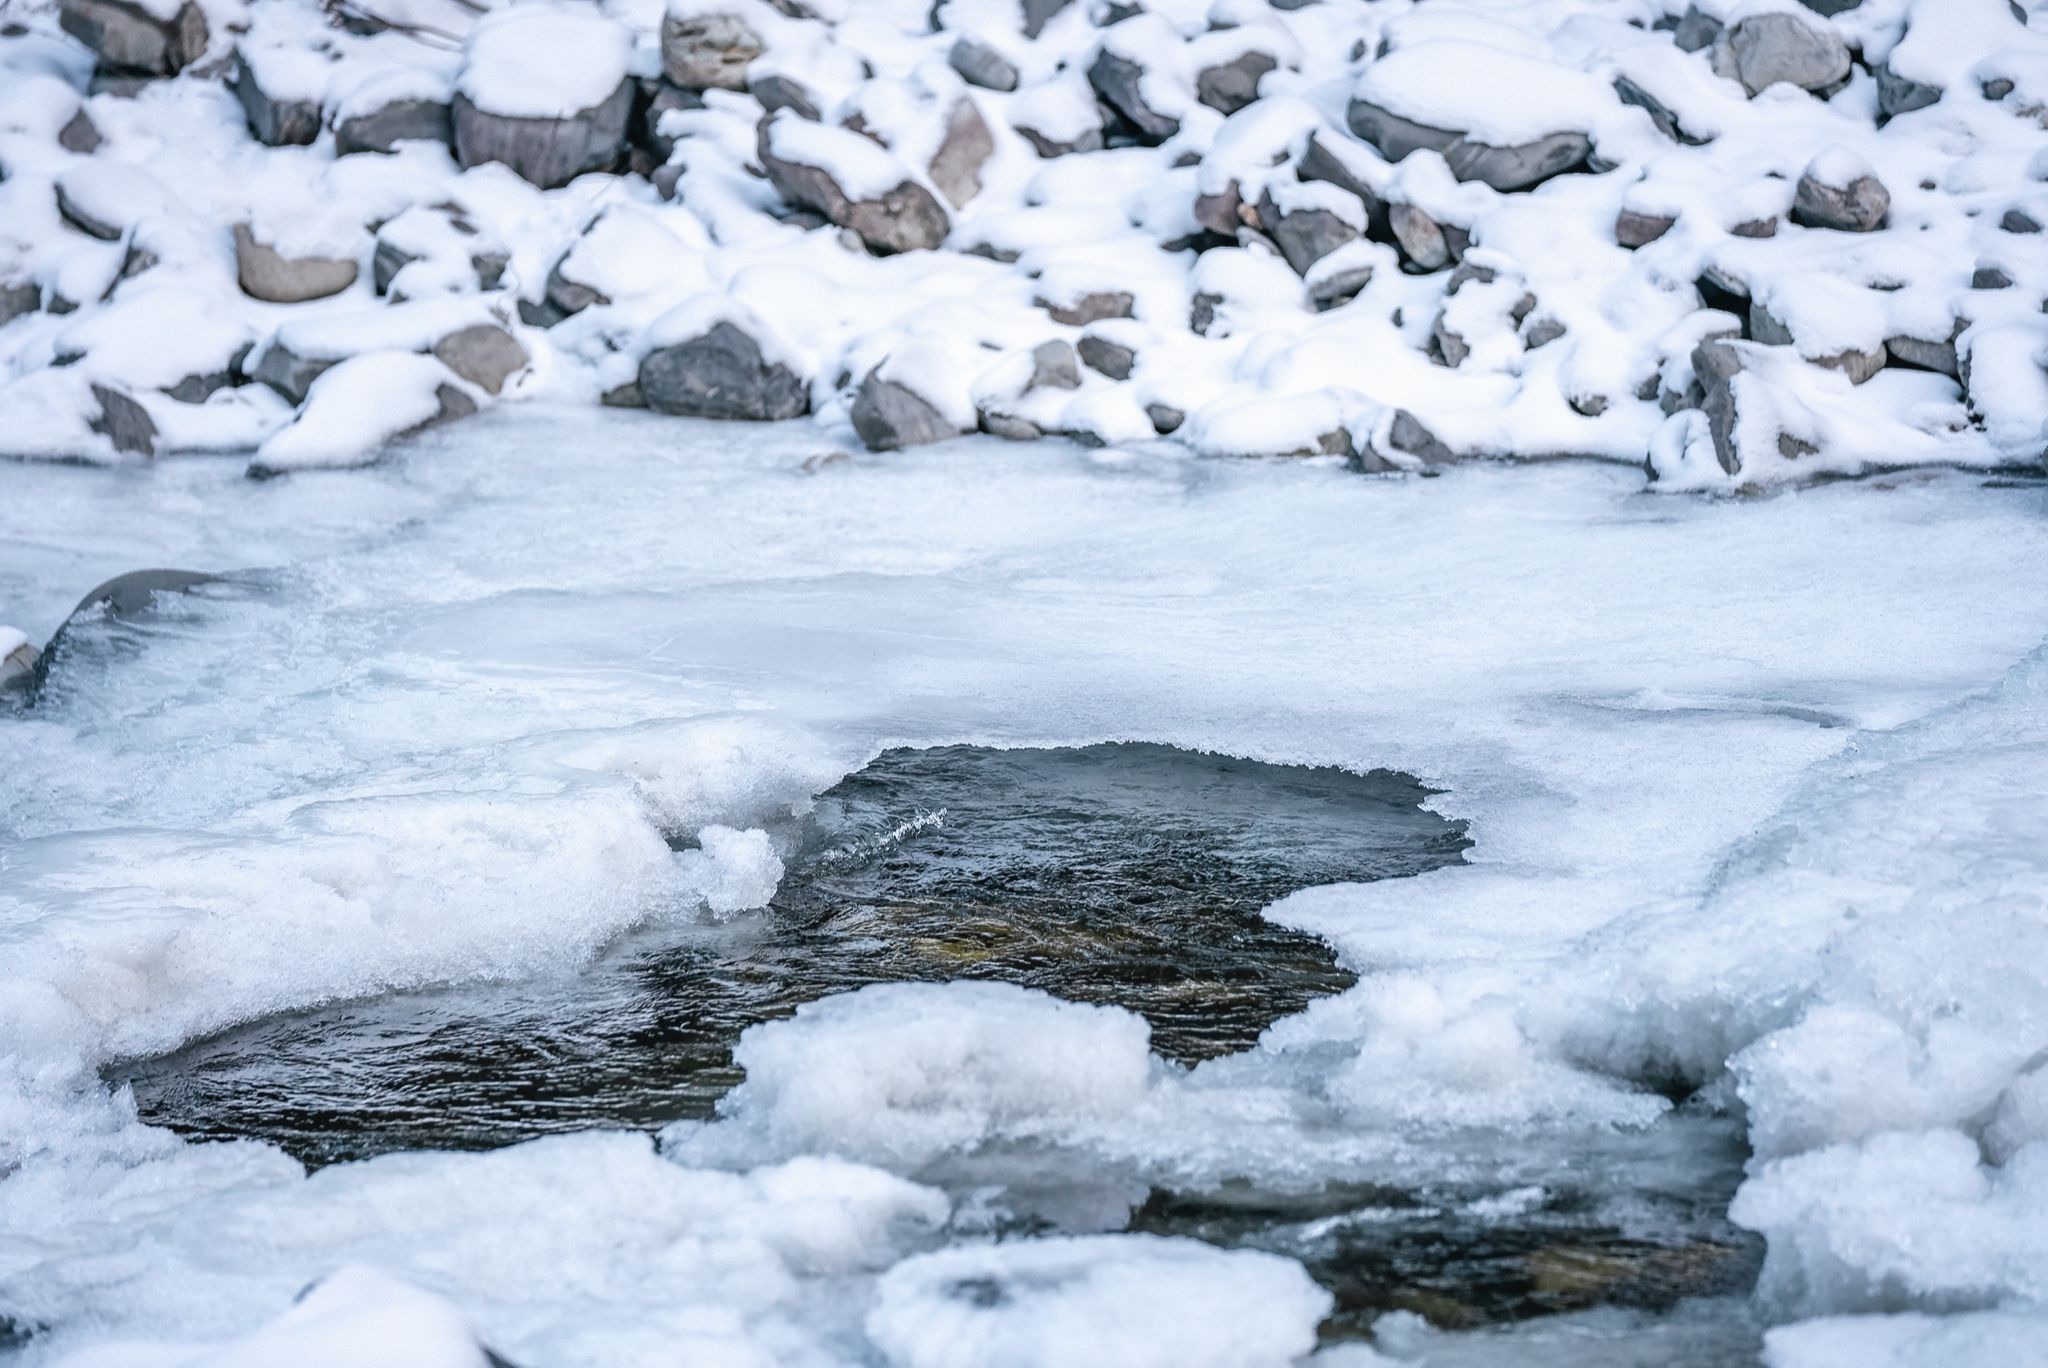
xmin=5 ymin=428 xmax=2048 ymax=1362
xmin=2 ymin=0 xmax=2045 ymax=482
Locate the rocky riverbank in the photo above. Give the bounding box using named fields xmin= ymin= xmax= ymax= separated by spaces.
xmin=1 ymin=0 xmax=2045 ymax=486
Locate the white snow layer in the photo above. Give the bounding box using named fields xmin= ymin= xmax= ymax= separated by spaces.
xmin=4 ymin=413 xmax=2048 ymax=1364
xmin=0 ymin=0 xmax=2040 ymax=481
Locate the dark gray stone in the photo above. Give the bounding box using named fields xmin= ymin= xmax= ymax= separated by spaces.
xmin=1731 ymin=216 xmax=1778 ymax=239
xmin=928 ymin=98 xmax=994 ymax=208
xmin=1190 ymin=292 xmax=1220 ymax=336
xmin=1793 ymin=168 xmax=1889 ymax=232
xmin=1389 ymin=202 xmax=1464 ymax=272
xmin=335 ymin=97 xmax=452 ymax=156
xmin=59 ymin=0 xmax=208 ymax=76
xmin=638 ymin=320 xmax=809 ymax=421
xmin=1798 ymin=0 xmax=1863 ymax=14
xmin=1296 ymin=132 xmax=1389 ymax=238
xmin=639 ymin=81 xmax=706 ymax=162
xmin=1613 ymin=74 xmax=1712 ymax=145
xmin=54 ymin=181 xmax=122 ymax=241
xmin=1308 ymin=261 xmax=1373 ymax=311
xmin=851 ymin=369 xmax=960 ymax=449
xmin=1972 ymin=264 xmax=2014 ymax=289
xmin=1616 ymin=209 xmax=1676 ymax=248
xmin=1672 ymin=6 xmax=1722 ymax=52
xmin=249 ymin=340 xmax=336 ymax=405
xmin=1983 ymin=77 xmax=2016 ymax=101
xmin=2001 ymin=208 xmax=2043 ymax=234
xmin=1717 ymin=15 xmax=1851 ymax=97
xmin=749 ymin=73 xmax=820 ymax=121
xmin=1379 ymin=409 xmax=1455 ymax=465
xmin=948 ymin=37 xmax=1018 ymax=93
xmin=231 ymin=50 xmax=322 ymax=146
xmin=58 ymin=106 xmax=102 ymax=153
xmin=0 ymin=279 xmax=38 ymax=327
xmin=234 ymin=223 xmax=358 ymax=303
xmin=1078 ymin=333 xmax=1134 ymax=379
xmin=1016 ymin=114 xmax=1103 ymax=158
xmin=1525 ymin=316 xmax=1567 ymax=350
xmin=1145 ymin=402 xmax=1184 ymax=434
xmin=1876 ymin=64 xmax=1941 ymax=122
xmin=661 ymin=11 xmax=763 ymax=91
xmin=1192 ymin=185 xmax=1245 ymax=237
xmin=759 ymin=122 xmax=951 ymax=254
xmin=452 ymin=79 xmax=634 ymax=190
xmin=1345 ymin=96 xmax=1459 ymax=163
xmin=1442 ymin=131 xmax=1590 ymax=191
xmin=1195 ymin=50 xmax=1276 ymax=115
xmin=89 ymin=383 xmax=154 ymax=456
xmin=433 ymin=324 xmax=526 ymax=395
xmin=1038 ymin=290 xmax=1133 ymax=326
xmin=600 ymin=378 xmax=645 ymax=407
xmin=1885 ymin=329 xmax=1960 ymax=377
xmin=1028 ymin=339 xmax=1081 ymax=390
xmin=1087 ymin=49 xmax=1178 ymax=144
xmin=1258 ymin=190 xmax=1361 ymax=276
xmin=1022 ymin=0 xmax=1070 ymax=39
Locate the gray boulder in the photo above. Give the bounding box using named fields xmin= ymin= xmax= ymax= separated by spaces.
xmin=1345 ymin=97 xmax=1458 ymax=164
xmin=749 ymin=73 xmax=821 ymax=121
xmin=1195 ymin=50 xmax=1275 ymax=116
xmin=1087 ymin=49 xmax=1178 ymax=144
xmin=948 ymin=37 xmax=1018 ymax=93
xmin=432 ymin=324 xmax=526 ymax=395
xmin=234 ymin=223 xmax=358 ymax=303
xmin=0 ymin=279 xmax=38 ymax=327
xmin=928 ymin=98 xmax=994 ymax=208
xmin=59 ymin=0 xmax=208 ymax=76
xmin=851 ymin=368 xmax=962 ymax=450
xmin=231 ymin=50 xmax=322 ymax=146
xmin=1078 ymin=333 xmax=1134 ymax=379
xmin=1885 ymin=327 xmax=1961 ymax=377
xmin=758 ymin=119 xmax=950 ymax=254
xmin=638 ymin=320 xmax=810 ymax=421
xmin=453 ymin=79 xmax=634 ymax=189
xmin=1749 ymin=301 xmax=1884 ymax=383
xmin=1145 ymin=402 xmax=1184 ymax=434
xmin=336 ymin=97 xmax=452 ymax=156
xmin=1616 ymin=209 xmax=1676 ymax=248
xmin=1714 ymin=15 xmax=1851 ymax=97
xmin=1027 ymin=339 xmax=1080 ymax=390
xmin=58 ymin=107 xmax=102 ymax=153
xmin=1672 ymin=6 xmax=1722 ymax=52
xmin=1876 ymin=64 xmax=1941 ymax=121
xmin=1792 ymin=157 xmax=1889 ymax=232
xmin=1389 ymin=202 xmax=1466 ymax=272
xmin=661 ymin=11 xmax=763 ymax=91
xmin=1348 ymin=95 xmax=1588 ymax=191
xmin=1037 ymin=290 xmax=1132 ymax=326
xmin=89 ymin=383 xmax=155 ymax=456
xmin=1258 ymin=189 xmax=1361 ymax=277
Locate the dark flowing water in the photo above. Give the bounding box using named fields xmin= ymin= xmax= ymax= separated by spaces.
xmin=119 ymin=743 xmax=1467 ymax=1162
xmin=113 ymin=742 xmax=1759 ymax=1347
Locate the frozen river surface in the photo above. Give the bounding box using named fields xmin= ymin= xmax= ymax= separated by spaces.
xmin=3 ymin=414 xmax=2048 ymax=1368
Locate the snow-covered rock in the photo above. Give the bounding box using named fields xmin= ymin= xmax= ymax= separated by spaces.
xmin=452 ymin=7 xmax=634 ymax=189
xmin=58 ymin=0 xmax=208 ymax=77
xmin=235 ymin=221 xmax=359 ymax=304
xmin=638 ymin=302 xmax=810 ymax=421
xmin=249 ymin=350 xmax=479 ymax=476
xmin=758 ymin=112 xmax=951 ymax=254
xmin=1792 ymin=148 xmax=1890 ymax=233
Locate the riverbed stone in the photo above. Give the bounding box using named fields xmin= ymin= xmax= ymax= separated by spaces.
xmin=759 ymin=119 xmax=951 ymax=254
xmin=661 ymin=11 xmax=763 ymax=90
xmin=928 ymin=98 xmax=994 ymax=208
xmin=1714 ymin=14 xmax=1851 ymax=97
xmin=852 ymin=369 xmax=962 ymax=449
xmin=638 ymin=320 xmax=810 ymax=421
xmin=453 ymin=79 xmax=634 ymax=190
xmin=1792 ymin=159 xmax=1889 ymax=232
xmin=59 ymin=0 xmax=208 ymax=76
xmin=432 ymin=324 xmax=526 ymax=396
xmin=234 ymin=223 xmax=359 ymax=304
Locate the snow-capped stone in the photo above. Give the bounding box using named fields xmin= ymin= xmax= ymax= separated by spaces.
xmin=372 ymin=205 xmax=506 ymax=299
xmin=0 ymin=278 xmax=38 ymax=327
xmin=235 ymin=222 xmax=359 ymax=303
xmin=453 ymin=7 xmax=634 ymax=189
xmin=638 ymin=307 xmax=810 ymax=421
xmin=1011 ymin=77 xmax=1105 ymax=158
xmin=1145 ymin=401 xmax=1184 ymax=433
xmin=1257 ymin=182 xmax=1365 ymax=277
xmin=53 ymin=161 xmax=174 ymax=243
xmin=639 ymin=81 xmax=705 ymax=163
xmin=1616 ymin=208 xmax=1676 ymax=248
xmin=749 ymin=72 xmax=821 ymax=121
xmin=231 ymin=45 xmax=325 ymax=147
xmin=1348 ymin=42 xmax=1601 ymax=191
xmin=661 ymin=7 xmax=764 ymax=91
xmin=52 ymin=286 xmax=255 ymax=401
xmin=1886 ymin=325 xmax=1961 ymax=378
xmin=1792 ymin=148 xmax=1890 ymax=232
xmin=59 ymin=0 xmax=208 ymax=77
xmin=1713 ymin=13 xmax=1851 ymax=98
xmin=851 ymin=347 xmax=973 ymax=451
xmin=758 ymin=111 xmax=950 ymax=254
xmin=1028 ymin=338 xmax=1080 ymax=391
xmin=1036 ymin=289 xmax=1132 ymax=327
xmin=1195 ymin=49 xmax=1276 ymax=117
xmin=250 ymin=351 xmax=478 ymax=477
xmin=1389 ymin=199 xmax=1467 ymax=272
xmin=432 ymin=323 xmax=526 ymax=396
xmin=1087 ymin=20 xmax=1182 ymax=146
xmin=333 ymin=69 xmax=454 ymax=155
xmin=948 ymin=37 xmax=1018 ymax=93
xmin=58 ymin=106 xmax=102 ymax=154
xmin=1078 ymin=331 xmax=1135 ymax=379
xmin=250 ymin=299 xmax=498 ymax=402
xmin=1876 ymin=63 xmax=1943 ymax=122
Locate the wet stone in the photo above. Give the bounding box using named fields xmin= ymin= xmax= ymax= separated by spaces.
xmin=117 ymin=742 xmax=1468 ymax=1164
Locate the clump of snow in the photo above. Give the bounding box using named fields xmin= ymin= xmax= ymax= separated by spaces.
xmin=867 ymin=1235 xmax=1331 ymax=1368
xmin=674 ymin=823 xmax=784 ymax=915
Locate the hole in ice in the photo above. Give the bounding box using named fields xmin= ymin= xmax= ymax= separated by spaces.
xmin=116 ymin=743 xmax=1468 ymax=1163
